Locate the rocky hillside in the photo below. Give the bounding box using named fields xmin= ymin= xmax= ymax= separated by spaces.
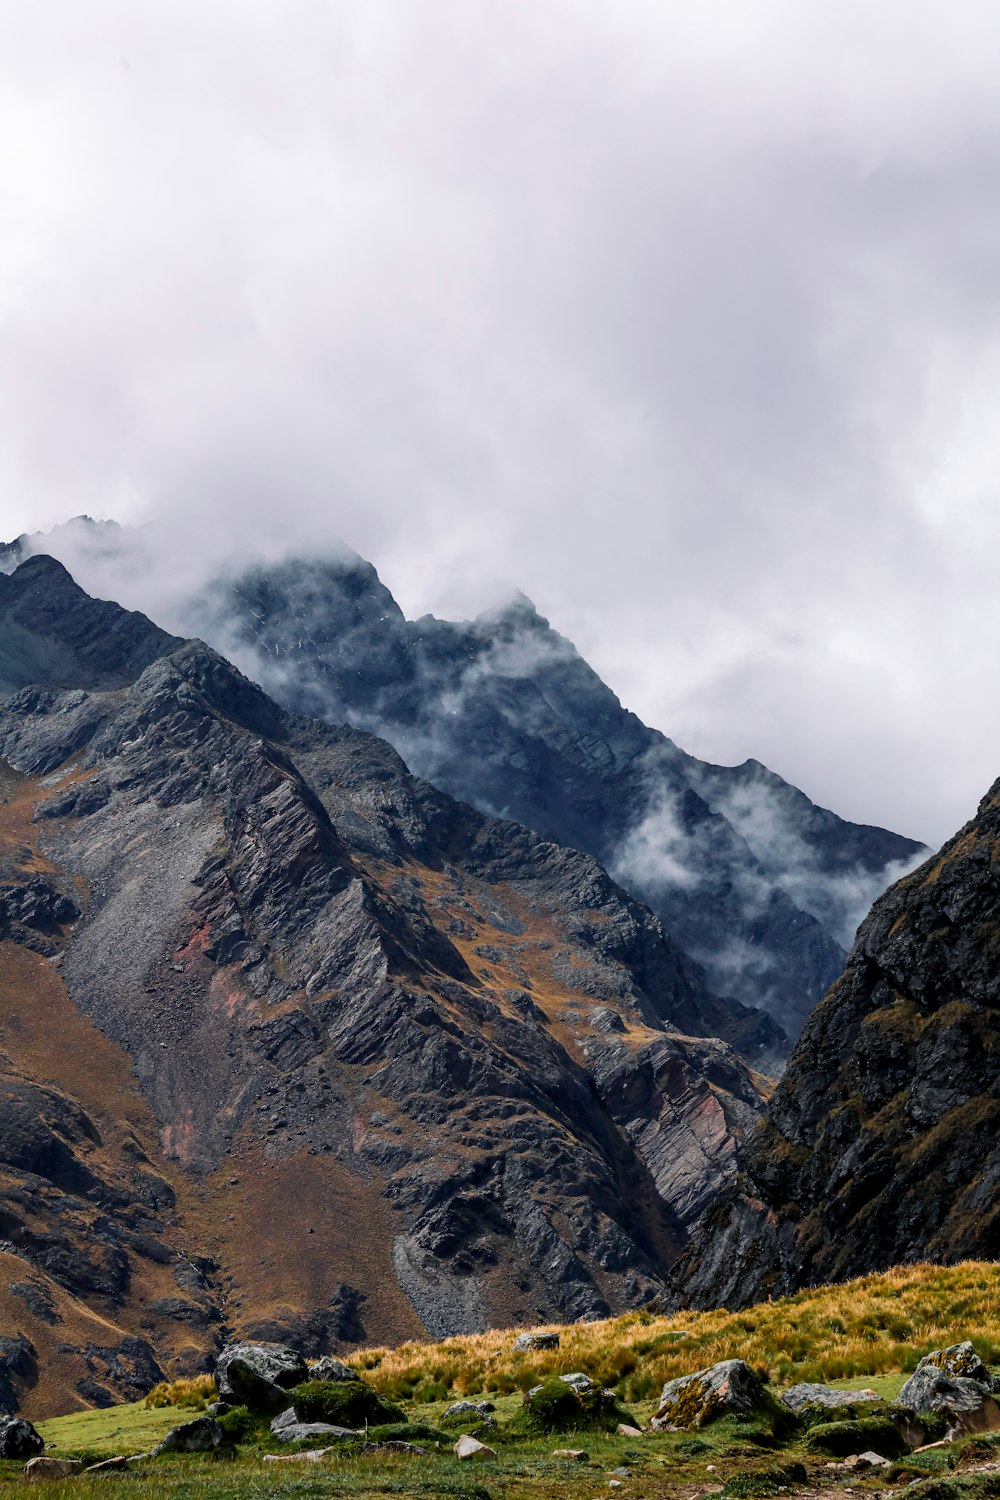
xmin=673 ymin=780 xmax=1000 ymax=1310
xmin=0 ymin=555 xmax=767 ymax=1416
xmin=1 ymin=522 xmax=926 ymax=1046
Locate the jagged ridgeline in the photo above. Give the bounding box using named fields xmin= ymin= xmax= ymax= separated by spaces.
xmin=674 ymin=779 xmax=1000 ymax=1309
xmin=1 ymin=520 xmax=926 ymax=1050
xmin=0 ymin=554 xmax=769 ymax=1416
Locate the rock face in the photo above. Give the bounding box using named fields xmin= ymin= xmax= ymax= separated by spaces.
xmin=651 ymin=1359 xmax=764 ymax=1429
xmin=0 ymin=556 xmax=772 ymax=1413
xmin=3 ymin=525 xmax=925 ymax=1047
xmin=675 ymin=783 xmax=1000 ymax=1307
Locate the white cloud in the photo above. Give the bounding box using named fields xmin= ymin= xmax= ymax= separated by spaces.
xmin=4 ymin=1 xmax=1000 ymax=845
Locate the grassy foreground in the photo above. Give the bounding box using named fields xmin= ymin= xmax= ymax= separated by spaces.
xmin=22 ymin=1260 xmax=1000 ymax=1500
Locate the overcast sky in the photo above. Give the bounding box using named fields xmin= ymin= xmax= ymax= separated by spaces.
xmin=5 ymin=1 xmax=1000 ymax=846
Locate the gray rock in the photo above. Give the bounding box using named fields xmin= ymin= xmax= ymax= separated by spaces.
xmin=559 ymin=1372 xmax=596 ymax=1393
xmin=513 ymin=1332 xmax=560 ymax=1351
xmin=444 ymin=1399 xmax=496 ymax=1418
xmin=0 ymin=1417 xmax=44 ymax=1459
xmin=152 ymin=1416 xmax=222 ymax=1455
xmin=858 ymin=1451 xmax=892 ymax=1468
xmin=274 ymin=1422 xmax=358 ymax=1444
xmin=780 ymin=1383 xmax=880 ymax=1413
xmin=215 ymin=1343 xmax=308 ymax=1412
xmin=307 ymin=1356 xmax=357 ymax=1383
xmin=652 ymin=1359 xmax=764 ymax=1429
xmin=270 ymin=1408 xmax=299 ymax=1434
xmin=897 ymin=1367 xmax=1000 ymax=1433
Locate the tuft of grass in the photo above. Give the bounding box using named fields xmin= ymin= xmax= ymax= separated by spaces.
xmin=144 ymin=1375 xmax=217 ymax=1410
xmin=348 ymin=1261 xmax=1000 ymax=1403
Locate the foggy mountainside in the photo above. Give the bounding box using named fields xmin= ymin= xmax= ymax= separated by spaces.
xmin=0 ymin=553 xmax=769 ymax=1414
xmin=673 ymin=776 xmax=1000 ymax=1311
xmin=2 ymin=520 xmax=926 ymax=1048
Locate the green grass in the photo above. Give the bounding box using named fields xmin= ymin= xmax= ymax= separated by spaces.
xmin=38 ymin=1401 xmax=193 ymax=1457
xmin=23 ymin=1261 xmax=1000 ymax=1498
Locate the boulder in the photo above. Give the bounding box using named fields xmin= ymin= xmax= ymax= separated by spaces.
xmin=308 ymin=1356 xmax=356 ymax=1383
xmin=0 ymin=1417 xmax=44 ymax=1459
xmin=152 ymin=1416 xmax=222 ymax=1455
xmin=274 ymin=1422 xmax=358 ymax=1444
xmin=553 ymin=1448 xmax=589 ymax=1460
xmin=513 ymin=1331 xmax=560 ymax=1351
xmin=897 ymin=1367 xmax=1000 ymax=1433
xmin=271 ymin=1408 xmax=298 ymax=1434
xmin=454 ymin=1434 xmax=496 ymax=1460
xmin=25 ymin=1457 xmax=84 ymax=1481
xmin=913 ymin=1342 xmax=991 ymax=1386
xmin=618 ymin=1424 xmax=644 ymax=1437
xmin=215 ymin=1343 xmax=307 ymax=1412
xmin=444 ymin=1399 xmax=496 ymax=1418
xmin=652 ymin=1360 xmax=764 ymax=1429
xmin=780 ymin=1383 xmax=880 ymax=1413
xmin=559 ymin=1372 xmax=596 ymax=1393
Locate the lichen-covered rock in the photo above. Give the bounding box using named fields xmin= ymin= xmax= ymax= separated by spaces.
xmin=152 ymin=1416 xmax=222 ymax=1455
xmin=0 ymin=1416 xmax=44 ymax=1459
xmin=914 ymin=1343 xmax=990 ymax=1386
xmin=652 ymin=1360 xmax=764 ymax=1429
xmin=512 ymin=1376 xmax=635 ymax=1435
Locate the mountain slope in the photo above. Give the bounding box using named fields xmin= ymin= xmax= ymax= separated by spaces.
xmin=199 ymin=551 xmax=925 ymax=1041
xmin=2 ymin=523 xmax=926 ymax=1045
xmin=672 ymin=778 xmax=1000 ymax=1310
xmin=0 ymin=556 xmax=766 ymax=1413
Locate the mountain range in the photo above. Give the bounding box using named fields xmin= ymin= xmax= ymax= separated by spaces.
xmin=1 ymin=519 xmax=926 ymax=1052
xmin=0 ymin=526 xmax=976 ymax=1426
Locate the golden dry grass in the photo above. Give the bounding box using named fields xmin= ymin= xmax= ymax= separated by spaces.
xmin=348 ymin=1260 xmax=1000 ymax=1405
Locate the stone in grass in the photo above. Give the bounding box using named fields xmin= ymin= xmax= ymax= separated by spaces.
xmin=24 ymin=1457 xmax=84 ymax=1481
xmin=263 ymin=1449 xmax=333 ymax=1464
xmin=512 ymin=1377 xmax=636 ymax=1436
xmin=454 ymin=1434 xmax=496 ymax=1460
xmin=444 ymin=1399 xmax=496 ymax=1419
xmin=513 ymin=1331 xmax=560 ymax=1351
xmin=553 ymin=1449 xmax=590 ymax=1461
xmin=307 ymin=1356 xmax=357 ymax=1383
xmin=0 ymin=1416 xmax=44 ymax=1459
xmin=152 ymin=1415 xmax=222 ymax=1455
xmin=274 ymin=1422 xmax=359 ymax=1444
xmin=85 ymin=1455 xmax=144 ymax=1474
xmin=857 ymin=1451 xmax=892 ymax=1468
xmin=780 ymin=1383 xmax=880 ymax=1413
xmin=651 ymin=1360 xmax=766 ymax=1430
xmin=618 ymin=1424 xmax=644 ymax=1437
xmin=215 ymin=1342 xmax=308 ymax=1414
xmin=897 ymin=1367 xmax=1000 ymax=1434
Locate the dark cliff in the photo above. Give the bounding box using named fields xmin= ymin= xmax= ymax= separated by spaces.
xmin=673 ymin=779 xmax=1000 ymax=1309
